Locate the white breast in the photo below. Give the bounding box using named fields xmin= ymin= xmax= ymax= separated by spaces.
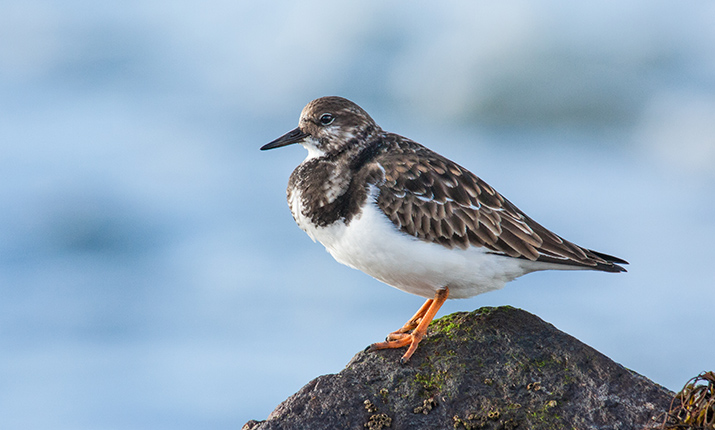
xmin=291 ymin=186 xmax=539 ymax=299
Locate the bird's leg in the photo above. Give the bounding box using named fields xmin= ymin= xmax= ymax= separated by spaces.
xmin=385 ymin=298 xmax=433 ymax=341
xmin=369 ymin=287 xmax=450 ymax=364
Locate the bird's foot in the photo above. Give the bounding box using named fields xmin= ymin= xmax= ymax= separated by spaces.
xmin=366 ymin=287 xmax=449 ymax=364
xmin=368 ymin=332 xmax=423 ymax=364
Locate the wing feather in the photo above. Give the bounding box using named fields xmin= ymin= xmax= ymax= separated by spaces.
xmin=372 ymin=137 xmax=626 ymax=272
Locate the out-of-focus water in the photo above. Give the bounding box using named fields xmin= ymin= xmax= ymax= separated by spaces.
xmin=1 ymin=1 xmax=714 ymax=429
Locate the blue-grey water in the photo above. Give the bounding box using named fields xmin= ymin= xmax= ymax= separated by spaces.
xmin=1 ymin=1 xmax=714 ymax=429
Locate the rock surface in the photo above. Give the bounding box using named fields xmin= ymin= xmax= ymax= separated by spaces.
xmin=244 ymin=306 xmax=673 ymax=430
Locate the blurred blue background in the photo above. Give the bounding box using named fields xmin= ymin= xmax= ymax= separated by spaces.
xmin=1 ymin=1 xmax=714 ymax=429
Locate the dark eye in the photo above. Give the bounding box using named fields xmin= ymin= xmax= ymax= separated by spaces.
xmin=319 ymin=113 xmax=334 ymax=125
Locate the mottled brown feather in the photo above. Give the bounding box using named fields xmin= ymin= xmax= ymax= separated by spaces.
xmin=373 ymin=134 xmax=626 ymax=272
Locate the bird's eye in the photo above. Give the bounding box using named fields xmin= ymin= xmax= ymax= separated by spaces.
xmin=319 ymin=113 xmax=334 ymax=125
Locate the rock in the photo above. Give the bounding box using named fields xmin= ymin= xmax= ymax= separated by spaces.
xmin=244 ymin=306 xmax=674 ymax=430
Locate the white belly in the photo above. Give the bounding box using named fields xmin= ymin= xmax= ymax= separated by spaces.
xmin=292 ymin=190 xmax=539 ymax=299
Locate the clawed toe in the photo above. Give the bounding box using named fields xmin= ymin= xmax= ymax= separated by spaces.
xmin=369 ymin=336 xmax=412 ymax=351
xmin=386 ymin=331 xmax=412 ymax=342
xmin=365 ymin=288 xmax=449 ymax=363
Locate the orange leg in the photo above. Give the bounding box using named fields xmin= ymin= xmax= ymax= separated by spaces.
xmin=369 ymin=287 xmax=449 ymax=364
xmin=385 ymin=297 xmax=433 ymax=341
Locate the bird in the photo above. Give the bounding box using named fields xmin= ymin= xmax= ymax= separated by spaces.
xmin=261 ymin=96 xmax=627 ymax=364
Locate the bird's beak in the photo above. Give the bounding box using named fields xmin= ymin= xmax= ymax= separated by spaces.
xmin=261 ymin=127 xmax=308 ymax=151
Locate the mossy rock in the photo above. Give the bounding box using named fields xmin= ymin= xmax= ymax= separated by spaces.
xmin=245 ymin=306 xmax=673 ymax=430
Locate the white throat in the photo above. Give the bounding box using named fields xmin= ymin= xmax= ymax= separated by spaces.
xmin=301 ymin=137 xmax=326 ymax=161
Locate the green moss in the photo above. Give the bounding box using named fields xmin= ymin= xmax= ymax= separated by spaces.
xmin=525 ymin=399 xmax=566 ymax=429
xmin=475 ymin=305 xmax=517 ymax=316
xmin=429 ymin=313 xmax=467 ymax=339
xmin=506 ymin=402 xmax=522 ymax=411
xmin=532 ymin=358 xmax=550 ymax=369
xmin=413 ymin=368 xmax=448 ymax=394
xmin=429 ymin=306 xmax=521 ymax=339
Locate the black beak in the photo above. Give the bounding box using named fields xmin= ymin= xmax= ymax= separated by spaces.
xmin=261 ymin=127 xmax=308 ymax=151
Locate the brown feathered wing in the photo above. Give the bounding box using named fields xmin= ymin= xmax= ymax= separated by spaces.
xmin=373 ymin=143 xmax=626 ymax=272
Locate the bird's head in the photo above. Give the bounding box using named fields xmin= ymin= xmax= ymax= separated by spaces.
xmin=261 ymin=96 xmax=379 ymax=159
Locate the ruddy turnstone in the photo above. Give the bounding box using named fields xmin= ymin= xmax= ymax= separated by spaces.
xmin=261 ymin=96 xmax=627 ymax=363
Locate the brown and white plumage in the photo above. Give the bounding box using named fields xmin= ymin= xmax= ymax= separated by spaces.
xmin=262 ymin=96 xmax=627 ymax=363
xmin=373 ymin=137 xmax=627 ymax=272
